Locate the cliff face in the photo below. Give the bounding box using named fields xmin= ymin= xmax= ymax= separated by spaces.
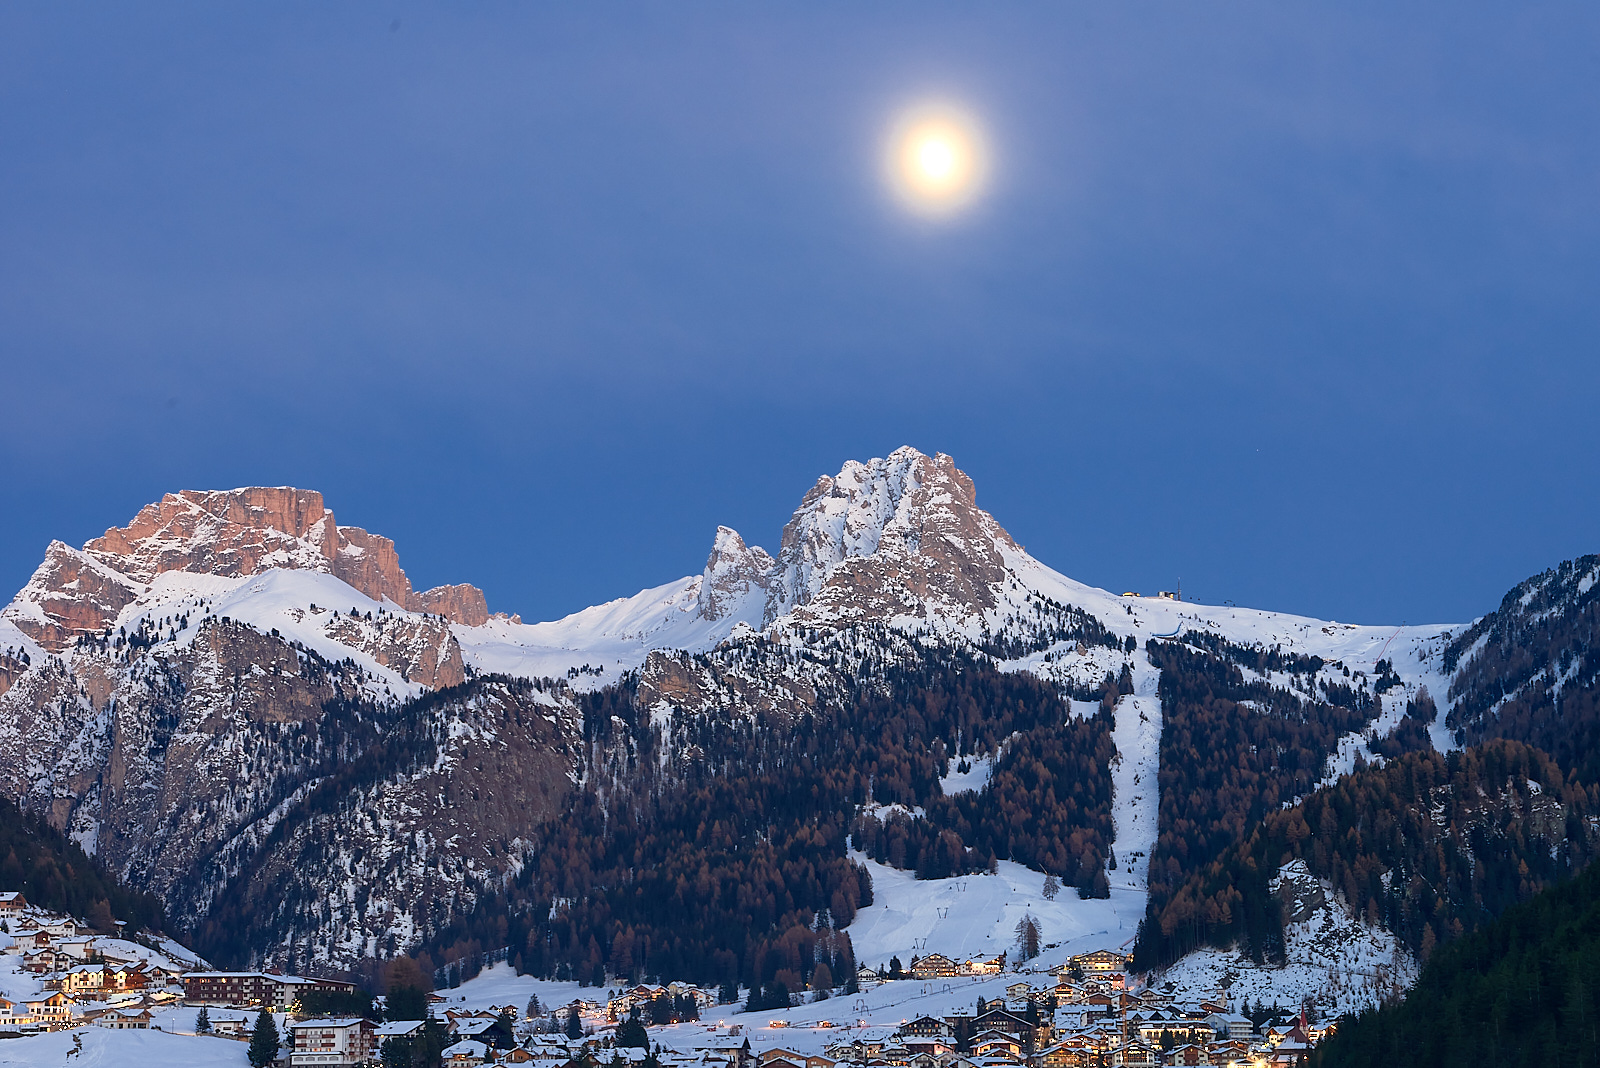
xmin=5 ymin=542 xmax=142 ymax=652
xmin=4 ymin=488 xmax=492 ymax=654
xmin=411 ymin=583 xmax=490 ymax=627
xmin=0 ymin=620 xmax=368 ymax=917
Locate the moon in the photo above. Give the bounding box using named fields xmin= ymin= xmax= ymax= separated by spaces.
xmin=885 ymin=104 xmax=989 ymax=217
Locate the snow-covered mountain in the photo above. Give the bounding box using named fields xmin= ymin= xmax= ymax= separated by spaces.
xmin=4 ymin=444 xmax=1576 ymax=1004
xmin=453 ymin=447 xmax=1036 ymax=684
xmin=461 ymin=446 xmax=1455 ymax=692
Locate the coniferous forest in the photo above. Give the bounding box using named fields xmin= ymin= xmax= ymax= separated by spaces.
xmin=0 ymin=793 xmax=166 ymax=934
xmin=1312 ymin=854 xmax=1600 ymax=1068
xmin=1135 ymin=740 xmax=1599 ymax=970
xmin=422 ymin=648 xmax=1118 ymax=990
xmin=1444 ymin=554 xmax=1600 ymax=782
xmin=1135 ymin=637 xmax=1374 ymax=968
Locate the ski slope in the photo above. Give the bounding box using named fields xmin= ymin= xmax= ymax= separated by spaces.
xmin=846 ymin=856 xmax=1143 ymax=971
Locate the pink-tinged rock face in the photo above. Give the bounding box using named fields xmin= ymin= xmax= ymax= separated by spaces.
xmin=6 ymin=542 xmax=141 ymax=652
xmin=5 ymin=487 xmax=493 ymax=651
xmin=0 ymin=652 xmax=27 ymax=700
xmin=332 ymin=525 xmax=413 ymax=608
xmin=85 ymin=488 xmax=337 ymax=582
xmin=410 ymin=583 xmax=490 ymax=628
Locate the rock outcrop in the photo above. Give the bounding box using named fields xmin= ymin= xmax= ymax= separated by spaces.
xmin=410 ymin=583 xmax=490 ymax=627
xmin=5 ymin=542 xmax=141 ymax=651
xmin=0 ymin=652 xmax=25 ymax=700
xmin=695 ymin=527 xmax=776 ymax=623
xmin=322 ymin=610 xmax=465 ymax=689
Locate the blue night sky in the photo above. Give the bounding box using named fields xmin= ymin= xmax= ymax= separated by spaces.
xmin=4 ymin=5 xmax=1598 ymax=627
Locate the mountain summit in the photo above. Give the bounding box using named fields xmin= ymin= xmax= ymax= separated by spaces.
xmin=764 ymin=447 xmax=1020 ymax=627
xmin=684 ymin=446 xmax=1022 ymax=629
xmin=477 ymin=447 xmax=1037 ymax=681
xmin=4 ymin=487 xmax=489 ymax=654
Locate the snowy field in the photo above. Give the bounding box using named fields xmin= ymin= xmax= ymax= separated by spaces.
xmin=0 ymin=1022 xmax=247 ymax=1068
xmin=0 ymin=948 xmax=42 ymax=1004
xmin=437 ymin=962 xmax=591 ymax=1018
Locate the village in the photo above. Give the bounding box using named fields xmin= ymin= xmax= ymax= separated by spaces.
xmin=0 ymin=890 xmax=1328 ymax=1068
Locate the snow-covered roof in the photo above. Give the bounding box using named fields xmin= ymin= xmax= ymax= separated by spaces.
xmin=377 ymin=1019 xmax=426 ymax=1036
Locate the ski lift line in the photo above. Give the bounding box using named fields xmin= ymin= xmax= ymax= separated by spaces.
xmin=1373 ymin=624 xmax=1406 ymax=666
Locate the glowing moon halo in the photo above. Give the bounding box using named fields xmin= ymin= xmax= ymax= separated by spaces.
xmin=885 ymin=104 xmax=988 ymax=217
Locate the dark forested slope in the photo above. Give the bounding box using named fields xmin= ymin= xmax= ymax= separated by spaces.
xmin=1446 ymin=555 xmax=1600 ymax=781
xmin=1312 ymin=853 xmax=1600 ymax=1068
xmin=423 ymin=643 xmax=1118 ymax=990
xmin=1136 ymin=636 xmax=1378 ymax=967
xmin=0 ymin=792 xmax=166 ymax=933
xmin=1136 ymin=741 xmax=1600 ymax=970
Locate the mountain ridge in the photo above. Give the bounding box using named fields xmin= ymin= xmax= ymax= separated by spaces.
xmin=2 ymin=444 xmax=1576 ymax=1013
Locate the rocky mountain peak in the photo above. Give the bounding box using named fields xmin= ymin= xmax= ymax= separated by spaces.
xmin=764 ymin=446 xmax=1020 ymax=627
xmin=5 ymin=487 xmax=491 ymax=651
xmin=695 ymin=526 xmax=776 ymax=623
xmin=85 ymin=488 xmax=337 ymax=583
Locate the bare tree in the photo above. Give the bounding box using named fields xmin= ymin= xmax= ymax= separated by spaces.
xmin=1014 ymin=913 xmax=1041 ymax=961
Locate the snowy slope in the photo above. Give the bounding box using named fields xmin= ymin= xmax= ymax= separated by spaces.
xmin=455 ymin=526 xmax=776 ymax=689
xmin=0 ymin=1027 xmax=249 ymax=1068
xmin=130 ymin=568 xmax=432 ymax=696
xmin=455 ymin=575 xmax=756 ymax=689
xmin=1158 ymin=861 xmax=1417 ymax=1016
xmin=846 ymin=856 xmax=1143 ymax=971
xmin=2 ymin=565 xmax=445 ymax=700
